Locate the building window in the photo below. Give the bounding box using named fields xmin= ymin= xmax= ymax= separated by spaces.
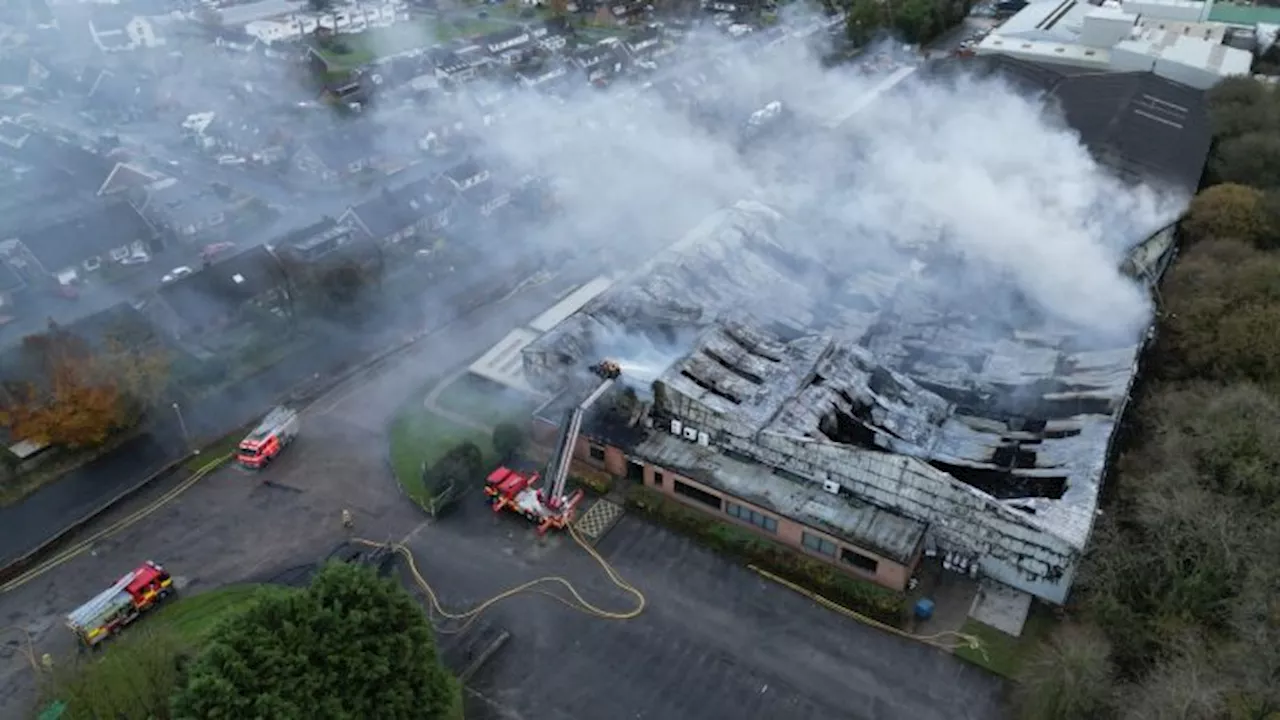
xmin=589 ymin=444 xmax=605 ymax=462
xmin=840 ymin=548 xmax=879 ymax=574
xmin=673 ymin=479 xmax=720 ymax=509
xmin=801 ymin=532 xmax=837 ymax=557
xmin=652 ymin=470 xmax=664 ymax=487
xmin=627 ymin=461 xmax=644 ymax=481
xmin=725 ymin=502 xmax=778 ymax=534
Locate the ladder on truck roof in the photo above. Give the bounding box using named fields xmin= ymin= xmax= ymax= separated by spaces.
xmin=247 ymin=406 xmax=294 ymax=441
xmin=544 ymin=377 xmax=615 ymax=509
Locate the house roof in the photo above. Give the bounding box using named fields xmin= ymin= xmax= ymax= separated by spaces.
xmin=20 ymin=201 xmax=155 ymax=272
xmin=139 ymin=180 xmax=235 ymax=227
xmin=275 ymin=217 xmax=340 ymax=249
xmin=346 ymin=175 xmax=451 ymax=239
xmin=922 ymin=55 xmax=1210 ymax=194
xmin=301 ymin=132 xmax=375 ymax=171
xmin=442 ymin=157 xmax=485 ymax=186
xmin=0 ymin=132 xmax=114 ymax=195
xmin=156 ymin=245 xmax=287 ymax=328
xmin=97 ymin=162 xmax=163 ymax=196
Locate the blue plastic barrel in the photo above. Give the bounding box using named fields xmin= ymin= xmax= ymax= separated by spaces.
xmin=914 ymin=598 xmax=936 ymax=621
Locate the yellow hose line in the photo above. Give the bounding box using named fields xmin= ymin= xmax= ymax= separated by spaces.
xmin=748 ymin=565 xmax=989 ymax=660
xmin=0 ymin=454 xmax=231 ymax=596
xmin=352 ymin=524 xmax=645 ymax=634
xmin=0 ymin=625 xmax=39 ymax=674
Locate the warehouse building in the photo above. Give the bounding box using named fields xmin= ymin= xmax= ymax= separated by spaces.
xmin=975 ymin=0 xmax=1254 ymax=88
xmin=506 ymin=59 xmax=1210 ymax=607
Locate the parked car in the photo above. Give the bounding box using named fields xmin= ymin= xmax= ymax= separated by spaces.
xmin=161 ymin=266 xmax=194 ymax=284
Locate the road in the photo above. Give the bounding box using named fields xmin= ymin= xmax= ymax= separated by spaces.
xmin=0 ymin=273 xmax=1007 ymax=719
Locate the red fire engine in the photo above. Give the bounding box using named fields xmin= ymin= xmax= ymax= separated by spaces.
xmin=484 ymin=360 xmax=621 ymax=535
xmin=65 ymin=561 xmax=175 ymax=647
xmin=237 ymin=406 xmax=299 ymax=469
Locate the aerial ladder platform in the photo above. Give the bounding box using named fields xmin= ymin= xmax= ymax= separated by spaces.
xmin=485 ymin=360 xmax=621 ymax=534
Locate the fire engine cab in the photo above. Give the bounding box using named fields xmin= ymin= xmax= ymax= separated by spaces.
xmin=237 ymin=406 xmax=299 ymax=469
xmin=66 ymin=561 xmax=174 ymax=647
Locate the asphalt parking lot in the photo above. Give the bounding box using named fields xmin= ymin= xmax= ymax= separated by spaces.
xmin=0 ymin=272 xmax=1007 ymax=719
xmin=406 ymin=505 xmax=1006 ymax=720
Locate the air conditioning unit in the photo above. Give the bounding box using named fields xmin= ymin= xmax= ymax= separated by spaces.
xmin=822 ymin=479 xmax=840 ymax=495
xmin=670 ymin=419 xmax=682 ymax=435
xmin=696 ymin=431 xmax=709 ymax=446
xmin=682 ymin=426 xmax=697 ymax=441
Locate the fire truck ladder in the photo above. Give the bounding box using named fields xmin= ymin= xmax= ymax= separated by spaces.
xmin=544 ymin=377 xmax=615 ymax=509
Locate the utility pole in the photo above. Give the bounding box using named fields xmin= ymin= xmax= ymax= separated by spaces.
xmin=173 ymin=401 xmax=195 ymax=455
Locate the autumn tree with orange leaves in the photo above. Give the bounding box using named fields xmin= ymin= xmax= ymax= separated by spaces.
xmin=0 ymin=324 xmax=170 ymax=448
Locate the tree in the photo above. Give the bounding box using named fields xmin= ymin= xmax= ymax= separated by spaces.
xmin=1158 ymin=240 xmax=1280 ymax=389
xmin=1206 ymin=77 xmax=1278 ymax=141
xmin=308 ymin=0 xmax=331 ymax=10
xmin=1211 ymin=132 xmax=1280 ymax=190
xmin=172 ymin=563 xmax=461 ymax=720
xmin=492 ymin=421 xmax=527 ymax=461
xmin=548 ymin=0 xmax=569 ymax=15
xmin=845 ymin=0 xmax=885 ymax=46
xmin=0 ymin=324 xmax=169 ymax=448
xmin=1180 ymin=183 xmax=1270 ymax=248
xmin=1013 ymin=622 xmax=1115 ymax=720
xmin=422 ymin=441 xmax=484 ymax=497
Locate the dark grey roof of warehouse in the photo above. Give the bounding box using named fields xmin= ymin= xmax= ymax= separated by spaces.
xmin=921 ymin=55 xmax=1211 ymax=194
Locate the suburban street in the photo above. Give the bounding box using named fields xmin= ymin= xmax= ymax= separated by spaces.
xmin=0 ymin=273 xmax=1006 ymax=720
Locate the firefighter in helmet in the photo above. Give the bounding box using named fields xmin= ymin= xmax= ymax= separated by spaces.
xmin=341 ymin=509 xmax=353 ymax=530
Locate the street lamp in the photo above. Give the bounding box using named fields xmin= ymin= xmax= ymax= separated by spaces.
xmin=172 ymin=402 xmax=195 ymax=455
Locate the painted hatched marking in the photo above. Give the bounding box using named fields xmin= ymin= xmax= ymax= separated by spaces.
xmin=574 ymin=499 xmax=624 ymax=541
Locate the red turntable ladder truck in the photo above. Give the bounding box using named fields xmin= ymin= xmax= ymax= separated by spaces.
xmin=485 ymin=359 xmax=621 ymax=534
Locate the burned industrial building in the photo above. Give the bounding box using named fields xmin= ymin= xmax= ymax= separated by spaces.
xmin=515 ymin=199 xmax=1176 ymax=604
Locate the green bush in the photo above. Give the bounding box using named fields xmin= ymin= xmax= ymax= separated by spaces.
xmin=626 ymin=486 xmax=904 ymax=626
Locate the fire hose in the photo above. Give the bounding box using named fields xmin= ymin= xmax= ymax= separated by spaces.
xmin=351 ymin=524 xmax=646 ymax=635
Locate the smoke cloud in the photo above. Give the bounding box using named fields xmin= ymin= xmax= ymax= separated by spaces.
xmin=363 ymin=17 xmax=1178 ymax=346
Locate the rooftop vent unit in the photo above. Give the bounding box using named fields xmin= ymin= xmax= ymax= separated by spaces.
xmin=822 ymin=479 xmax=840 ymax=495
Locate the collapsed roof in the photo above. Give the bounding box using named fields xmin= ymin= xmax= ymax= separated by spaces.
xmin=523 ymin=200 xmax=1155 ymax=553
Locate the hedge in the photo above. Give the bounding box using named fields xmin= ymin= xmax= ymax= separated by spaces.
xmin=626 ymin=486 xmax=905 ymax=627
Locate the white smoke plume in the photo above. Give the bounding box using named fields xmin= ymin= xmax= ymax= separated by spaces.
xmin=367 ymin=14 xmax=1183 ymax=344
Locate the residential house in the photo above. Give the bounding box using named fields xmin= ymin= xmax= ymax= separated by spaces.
xmin=482 ymin=28 xmax=533 ymax=65
xmin=132 ymin=178 xmax=250 ymax=244
xmin=527 ymin=19 xmax=571 ymax=53
xmin=0 ymin=0 xmax=56 ymax=31
xmin=88 ymin=5 xmax=164 ymax=53
xmin=624 ymin=26 xmax=663 ymax=59
xmin=517 ymin=62 xmax=569 ymax=91
xmin=432 ymin=45 xmax=493 ymax=83
xmin=0 ymin=130 xmax=116 ymax=197
xmin=152 ymin=245 xmax=291 ymax=336
xmin=1 ymin=201 xmax=157 ymax=286
xmin=573 ymin=44 xmax=627 ymax=85
xmin=440 ymin=157 xmax=490 ymax=193
xmin=458 ymin=180 xmax=512 ymax=221
xmin=83 ymin=69 xmax=156 ymax=122
xmin=339 ymin=175 xmax=454 ymax=246
xmin=96 ymin=161 xmax=166 ymax=197
xmin=273 ymin=217 xmax=359 ymax=263
xmin=0 ymin=55 xmax=54 ymax=99
xmin=292 ymin=132 xmax=378 ymax=180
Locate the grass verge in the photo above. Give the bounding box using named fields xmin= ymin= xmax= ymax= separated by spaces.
xmin=953 ymin=605 xmax=1055 ymax=679
xmin=183 ymin=431 xmax=246 ymax=472
xmin=626 ymin=485 xmax=905 ymax=626
xmin=151 ymin=585 xmax=293 ymax=643
xmin=389 ymin=385 xmax=494 ymax=504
